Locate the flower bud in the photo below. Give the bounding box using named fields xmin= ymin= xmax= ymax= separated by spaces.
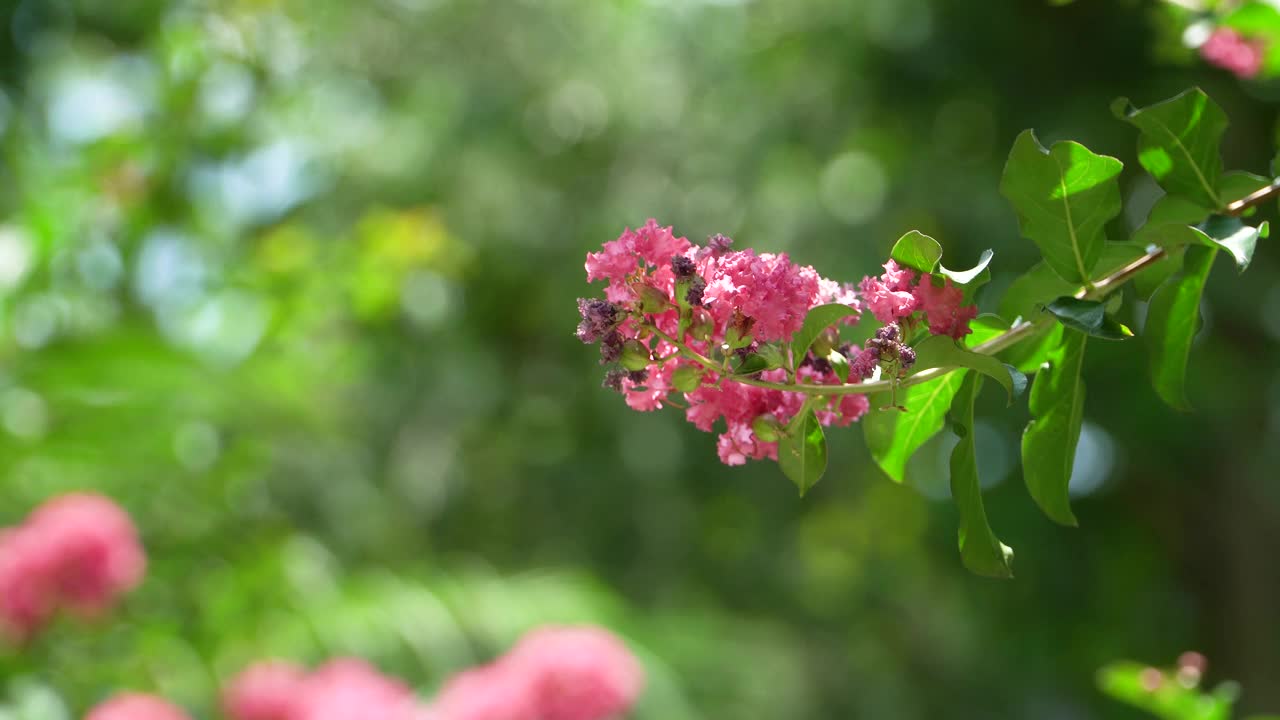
xmin=620 ymin=340 xmax=651 ymax=371
xmin=811 ymin=329 xmax=836 ymax=358
xmin=602 ymin=368 xmax=627 ymax=392
xmin=689 ymin=308 xmax=714 ymax=341
xmin=898 ymin=346 xmax=916 ymax=370
xmin=684 ymin=276 xmax=707 ymax=307
xmin=599 ymin=330 xmax=623 ymax=364
xmin=634 ymin=285 xmax=670 ymax=314
xmin=671 ymin=366 xmax=703 ymax=393
xmin=751 ymin=415 xmax=782 ymax=443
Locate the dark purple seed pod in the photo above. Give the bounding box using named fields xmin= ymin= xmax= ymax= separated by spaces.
xmin=874 ymin=324 xmax=900 ymax=342
xmin=707 ymin=233 xmax=733 ymax=253
xmin=899 ymin=346 xmax=917 ymax=369
xmin=671 ymin=255 xmax=696 ymax=279
xmin=602 ymin=368 xmax=627 ymax=392
xmin=627 ymin=368 xmax=649 ymax=384
xmin=599 ymin=330 xmax=623 ymax=364
xmin=685 ymin=276 xmax=707 ymax=307
xmin=576 ymin=298 xmax=621 ymax=343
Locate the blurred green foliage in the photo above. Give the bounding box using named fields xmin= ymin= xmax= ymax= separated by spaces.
xmin=0 ymin=0 xmax=1278 ymax=718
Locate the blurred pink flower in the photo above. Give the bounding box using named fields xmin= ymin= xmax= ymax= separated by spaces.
xmin=0 ymin=492 xmax=145 ymax=642
xmin=506 ymin=626 xmax=644 ymax=720
xmin=430 ymin=664 xmax=537 ymax=720
xmin=296 ymin=658 xmax=419 ymax=720
xmin=85 ymin=693 xmax=192 ymax=720
xmin=223 ymin=660 xmax=309 ymax=720
xmin=859 ymin=261 xmax=919 ymax=324
xmin=1200 ymin=28 xmax=1265 ymax=79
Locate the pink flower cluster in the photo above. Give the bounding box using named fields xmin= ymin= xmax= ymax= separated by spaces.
xmin=580 ymin=221 xmax=980 ymax=466
xmin=859 ymin=260 xmax=977 ymax=340
xmin=1200 ymin=28 xmax=1264 ymax=78
xmin=0 ymin=492 xmax=146 ymax=643
xmin=224 ymin=657 xmax=420 ymax=720
xmin=87 ymin=626 xmax=641 ymax=720
xmin=430 ymin=625 xmax=644 ymax=720
xmin=581 ymin=220 xmax=867 ymax=464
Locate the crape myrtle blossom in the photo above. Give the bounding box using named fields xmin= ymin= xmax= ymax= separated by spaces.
xmin=1199 ymin=27 xmax=1264 ymax=79
xmin=0 ymin=492 xmax=146 ymax=643
xmin=577 ymin=220 xmax=979 ymax=467
xmin=224 ymin=658 xmax=418 ymax=720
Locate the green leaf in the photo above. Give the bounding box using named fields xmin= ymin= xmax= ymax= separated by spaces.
xmin=779 ymin=406 xmax=827 ymax=496
xmin=1112 ymin=89 xmax=1226 ymax=210
xmin=948 ymin=372 xmax=1015 ymax=578
xmin=789 ymin=303 xmax=857 ymax=368
xmin=1147 ymin=193 xmax=1212 ymax=225
xmin=1217 ymin=170 xmax=1272 ymax=209
xmin=939 ymin=248 xmax=994 ymax=285
xmin=1098 ymin=661 xmax=1238 ymax=720
xmin=1134 ymin=215 xmax=1266 ymax=273
xmin=671 ymin=366 xmax=703 ymax=393
xmin=890 ymin=230 xmax=943 ymax=273
xmin=863 ymin=371 xmax=968 ymax=483
xmin=1044 ymin=297 xmax=1134 ymax=340
xmin=1001 ymin=323 xmax=1065 ymax=375
xmin=912 ymin=334 xmax=1018 ymax=400
xmin=964 ymin=313 xmax=1010 ymax=347
xmin=1197 ymin=215 xmax=1266 ymax=272
xmin=732 ymin=352 xmax=771 ymax=376
xmin=1145 ymin=244 xmax=1216 ymax=410
xmin=1000 ymin=129 xmax=1123 ymax=283
xmin=998 ymin=244 xmax=1145 ymax=322
xmin=756 ymin=343 xmax=787 ymax=370
xmin=1022 ymin=329 xmax=1088 ymax=527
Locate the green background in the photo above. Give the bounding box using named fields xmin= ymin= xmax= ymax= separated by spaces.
xmin=0 ymin=0 xmax=1277 ymax=718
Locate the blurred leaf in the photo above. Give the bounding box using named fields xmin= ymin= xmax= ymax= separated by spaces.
xmin=779 ymin=407 xmax=826 ymax=497
xmin=1216 ymin=170 xmax=1272 ymax=208
xmin=912 ymin=334 xmax=1017 ymax=401
xmin=864 ymin=371 xmax=968 ymax=483
xmin=827 ymin=350 xmax=850 ymax=383
xmin=1022 ymin=329 xmax=1087 ymax=527
xmin=1000 ymin=130 xmax=1123 ymax=283
xmin=1112 ymin=89 xmax=1226 ymax=210
xmin=948 ymin=373 xmax=1015 ymax=578
xmin=964 ymin=314 xmax=1011 ymax=347
xmin=1145 ymin=245 xmax=1217 ymax=410
xmin=789 ymin=304 xmax=858 ymax=369
xmin=1098 ymin=661 xmax=1238 ymax=720
xmin=1044 ymin=297 xmax=1133 ymax=340
xmin=889 ymin=230 xmax=943 ymax=273
xmin=1197 ymin=216 xmax=1267 ymax=272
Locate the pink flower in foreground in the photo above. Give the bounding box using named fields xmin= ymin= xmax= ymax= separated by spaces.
xmin=0 ymin=493 xmax=145 ymax=642
xmin=86 ymin=693 xmax=192 ymax=720
xmin=223 ymin=660 xmax=309 ymax=720
xmin=701 ymin=250 xmax=823 ymax=342
xmin=913 ymin=277 xmax=977 ymax=340
xmin=585 ymin=220 xmax=694 ymax=304
xmin=297 ymin=659 xmax=419 ymax=720
xmin=859 ymin=261 xmax=919 ymax=324
xmin=1200 ymin=28 xmax=1265 ymax=79
xmin=430 ymin=664 xmax=537 ymax=720
xmin=505 ymin=626 xmax=645 ymax=720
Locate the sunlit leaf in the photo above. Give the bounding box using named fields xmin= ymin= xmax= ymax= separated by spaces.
xmin=1000 ymin=130 xmax=1123 ymax=283
xmin=864 ymin=371 xmax=968 ymax=483
xmin=889 ymin=230 xmax=943 ymax=273
xmin=1112 ymin=89 xmax=1227 ymax=210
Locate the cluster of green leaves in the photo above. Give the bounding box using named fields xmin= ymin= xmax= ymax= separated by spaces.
xmin=846 ymin=88 xmax=1270 ymax=577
